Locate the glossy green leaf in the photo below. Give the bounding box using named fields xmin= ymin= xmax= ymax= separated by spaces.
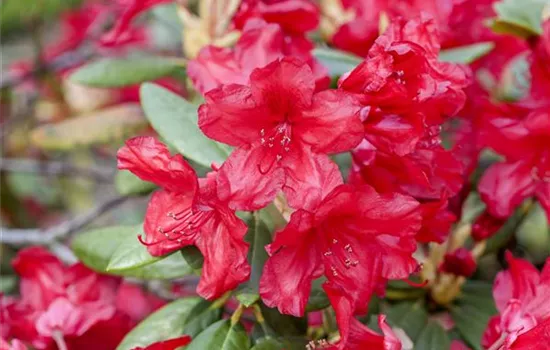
xmin=313 ymin=47 xmax=362 ymax=77
xmin=237 ymin=214 xmax=272 ymax=307
xmin=180 ymin=246 xmax=204 ymax=271
xmin=491 ymin=0 xmax=548 ymax=38
xmin=115 ymin=170 xmax=156 ymax=196
xmin=140 ymin=83 xmax=230 ymax=168
xmin=452 ymin=281 xmax=497 ymax=350
xmin=72 ymin=225 xmax=193 ymax=279
xmin=70 ymin=56 xmax=185 ymax=88
xmin=439 ymin=42 xmax=495 ymax=64
xmin=516 ymin=203 xmax=550 ymax=263
xmin=186 ymin=320 xmax=250 ymax=350
xmin=117 ymin=298 xmax=200 ymax=350
xmin=385 ymin=301 xmax=428 ymax=341
xmin=260 ymin=303 xmax=308 ymax=337
xmin=415 ymin=321 xmax=451 ymax=350
xmin=181 ymin=300 xmax=224 ymax=338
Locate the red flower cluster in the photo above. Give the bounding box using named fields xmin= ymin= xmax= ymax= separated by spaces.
xmin=1 ymin=248 xmax=163 ymax=350
xmin=482 ymin=252 xmax=550 ymax=350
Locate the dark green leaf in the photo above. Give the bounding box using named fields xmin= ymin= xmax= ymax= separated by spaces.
xmin=385 ymin=301 xmax=428 ymax=341
xmin=251 ymin=338 xmax=285 ymax=350
xmin=237 ymin=214 xmax=272 ymax=307
xmin=72 ymin=225 xmax=193 ymax=279
xmin=186 ymin=320 xmax=250 ymax=350
xmin=140 ymin=83 xmax=230 ymax=168
xmin=117 ymin=298 xmax=201 ymax=350
xmin=491 ymin=0 xmax=548 ymax=38
xmin=260 ymin=303 xmax=308 ymax=337
xmin=180 ymin=246 xmax=204 ymax=271
xmin=70 ymin=56 xmax=185 ymax=88
xmin=306 ymin=278 xmax=330 ymax=311
xmin=439 ymin=42 xmax=495 ymax=64
xmin=115 ymin=170 xmax=156 ymax=196
xmin=312 ymin=47 xmax=362 ymax=77
xmin=415 ymin=321 xmax=451 ymax=350
xmin=182 ymin=300 xmax=224 ymax=337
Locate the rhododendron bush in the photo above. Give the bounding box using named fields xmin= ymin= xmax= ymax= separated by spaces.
xmin=2 ymin=0 xmax=550 ymax=349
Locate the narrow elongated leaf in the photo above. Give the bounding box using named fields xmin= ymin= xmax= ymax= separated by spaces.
xmin=140 ymin=83 xmax=230 ymax=167
xmin=72 ymin=225 xmax=193 ymax=279
xmin=384 ymin=301 xmax=428 ymax=341
xmin=237 ymin=214 xmax=272 ymax=307
xmin=186 ymin=320 xmax=250 ymax=350
xmin=117 ymin=298 xmax=200 ymax=350
xmin=439 ymin=42 xmax=495 ymax=64
xmin=415 ymin=321 xmax=451 ymax=350
xmin=312 ymin=47 xmax=362 ymax=77
xmin=70 ymin=56 xmax=185 ymax=88
xmin=491 ymin=0 xmax=548 ymax=38
xmin=115 ymin=170 xmax=157 ymax=196
xmin=31 ymin=103 xmax=148 ymax=151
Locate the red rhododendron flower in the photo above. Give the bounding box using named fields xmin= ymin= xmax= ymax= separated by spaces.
xmin=259 ymin=183 xmax=421 ymax=316
xmin=188 ymin=19 xmax=329 ymax=94
xmin=132 ymin=335 xmax=192 ymax=350
xmin=439 ymin=247 xmax=477 ymax=277
xmin=101 ymin=0 xmax=171 ymax=46
xmin=1 ymin=247 xmax=139 ymax=349
xmin=478 ymin=110 xmax=550 ymax=220
xmin=482 ymin=252 xmax=550 ymax=349
xmin=0 ymin=338 xmax=27 ymax=350
xmin=198 ymin=57 xmax=363 ymax=211
xmin=324 ymin=283 xmax=408 ymax=349
xmin=117 ymin=136 xmax=251 ymax=299
xmin=416 ymin=197 xmax=456 ymax=243
xmin=472 ymin=211 xmax=506 ymax=242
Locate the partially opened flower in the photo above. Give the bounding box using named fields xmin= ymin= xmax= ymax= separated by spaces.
xmin=132 ymin=335 xmax=192 ymax=350
xmin=198 ymin=57 xmax=362 ymax=211
xmin=482 ymin=252 xmax=550 ymax=349
xmin=117 ymin=136 xmax=250 ymax=299
xmin=259 ymin=183 xmax=421 ymax=316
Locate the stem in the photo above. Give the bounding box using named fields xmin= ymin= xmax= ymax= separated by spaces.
xmin=264 ymin=203 xmax=287 ymax=231
xmin=52 ymin=331 xmax=68 ymax=350
xmin=210 ymin=291 xmax=232 ymax=309
xmin=230 ymin=304 xmax=244 ymax=326
xmin=487 ymin=332 xmax=507 ymax=350
xmin=252 ymin=304 xmax=270 ymax=336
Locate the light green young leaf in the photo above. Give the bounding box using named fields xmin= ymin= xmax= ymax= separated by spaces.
xmin=140 ymin=83 xmax=230 ymax=168
xmin=312 ymin=47 xmax=362 ymax=77
xmin=115 ymin=170 xmax=156 ymax=196
xmin=439 ymin=42 xmax=495 ymax=64
xmin=491 ymin=0 xmax=548 ymax=38
xmin=70 ymin=56 xmax=185 ymax=88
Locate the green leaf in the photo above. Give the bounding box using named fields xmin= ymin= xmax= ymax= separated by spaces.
xmin=31 ymin=103 xmax=148 ymax=151
xmin=496 ymin=52 xmax=531 ymax=102
xmin=452 ymin=281 xmax=497 ymax=350
xmin=186 ymin=320 xmax=250 ymax=350
xmin=260 ymin=303 xmax=308 ymax=337
xmin=180 ymin=246 xmax=204 ymax=271
xmin=415 ymin=321 xmax=451 ymax=350
xmin=140 ymin=83 xmax=230 ymax=168
xmin=312 ymin=47 xmax=362 ymax=77
xmin=181 ymin=300 xmax=224 ymax=338
xmin=384 ymin=301 xmax=428 ymax=341
xmin=439 ymin=42 xmax=495 ymax=64
xmin=70 ymin=56 xmax=185 ymax=88
xmin=516 ymin=203 xmax=550 ymax=263
xmin=0 ymin=275 xmax=17 ymax=294
xmin=115 ymin=170 xmax=156 ymax=196
xmin=491 ymin=0 xmax=548 ymax=38
xmin=72 ymin=225 xmax=193 ymax=279
xmin=117 ymin=298 xmax=201 ymax=350
xmin=237 ymin=214 xmax=272 ymax=307
xmin=251 ymin=338 xmax=285 ymax=350
xmin=306 ymin=278 xmax=330 ymax=311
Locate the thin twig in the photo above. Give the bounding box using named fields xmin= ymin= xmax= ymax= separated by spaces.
xmin=0 ymin=195 xmax=128 ymax=245
xmin=0 ymin=158 xmax=114 ymax=182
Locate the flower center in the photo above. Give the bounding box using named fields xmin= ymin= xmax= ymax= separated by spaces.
xmin=323 ymin=238 xmax=360 ymax=277
xmin=257 ymin=123 xmax=293 ymax=174
xmin=140 ymin=208 xmax=214 ymax=245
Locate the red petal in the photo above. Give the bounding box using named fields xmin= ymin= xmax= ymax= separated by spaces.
xmin=479 ymin=161 xmax=537 ymax=219
xmin=188 ymin=47 xmax=242 ymax=95
xmin=297 ymin=90 xmax=363 ymax=154
xmin=132 ymin=335 xmax=192 ymax=350
xmin=199 ymin=85 xmax=276 ymax=147
xmin=512 ymin=318 xmax=550 ymax=350
xmin=258 ymin=0 xmax=319 ymax=34
xmin=259 ymin=210 xmax=322 ymax=317
xmin=216 ymin=145 xmax=285 ymax=211
xmin=117 ymin=137 xmax=198 ymax=194
xmin=195 ymin=213 xmax=250 ymax=300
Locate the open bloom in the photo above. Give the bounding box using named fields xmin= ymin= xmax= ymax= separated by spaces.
xmin=259 ymin=183 xmax=421 ymax=317
xmin=482 ymin=252 xmax=550 ymax=349
xmin=188 ymin=19 xmax=329 ymax=94
xmin=132 ymin=335 xmax=192 ymax=350
xmin=117 ymin=136 xmax=250 ymax=299
xmin=478 ymin=109 xmax=550 ymax=220
xmin=198 ymin=57 xmax=363 ymax=211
